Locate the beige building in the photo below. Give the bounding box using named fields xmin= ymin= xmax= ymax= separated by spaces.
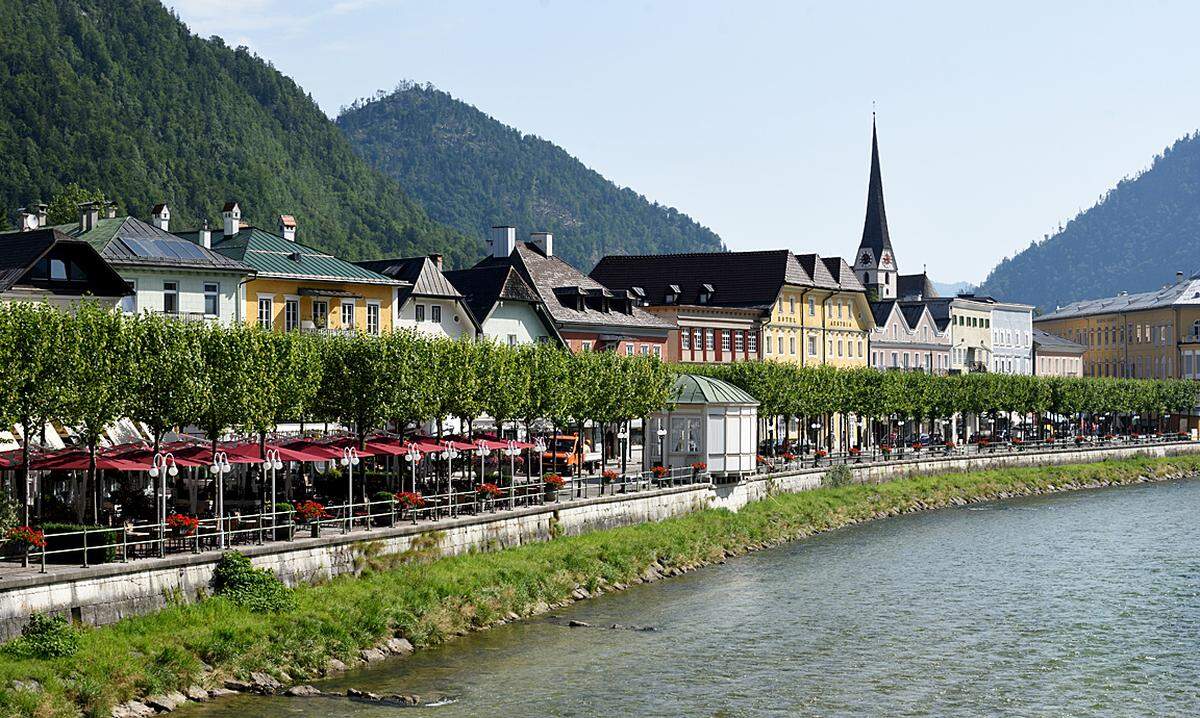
xmin=1032 ymin=328 xmax=1085 ymax=377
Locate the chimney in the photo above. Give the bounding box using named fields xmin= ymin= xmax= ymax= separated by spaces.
xmin=105 ymin=200 xmax=118 ymax=219
xmin=530 ymin=231 xmax=554 ymax=257
xmin=35 ymin=203 xmax=47 ymax=227
xmin=151 ymin=203 xmax=170 ymax=231
xmin=278 ymin=214 xmax=297 ymax=241
xmin=221 ymin=201 xmax=241 ymax=237
xmin=15 ymin=208 xmax=38 ymax=232
xmin=490 ymin=225 xmax=516 ymax=259
xmin=196 ymin=220 xmax=212 ymax=249
xmin=1177 ymin=271 xmax=1185 ymax=283
xmin=428 ymin=253 xmax=443 ymax=270
xmin=79 ymin=201 xmax=100 ymax=232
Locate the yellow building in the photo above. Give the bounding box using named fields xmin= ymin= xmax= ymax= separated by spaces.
xmin=763 ymin=253 xmax=873 ymax=368
xmin=181 ymin=206 xmax=401 ymax=333
xmin=1035 ymin=272 xmax=1200 ymax=380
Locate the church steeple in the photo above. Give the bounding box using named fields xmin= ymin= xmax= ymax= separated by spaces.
xmin=854 ymin=116 xmax=898 ymax=299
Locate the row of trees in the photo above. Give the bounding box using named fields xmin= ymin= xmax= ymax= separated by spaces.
xmin=0 ymin=303 xmax=675 ymax=525
xmin=689 ymin=361 xmax=1198 ymax=446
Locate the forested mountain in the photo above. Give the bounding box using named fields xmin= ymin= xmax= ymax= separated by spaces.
xmin=336 ymin=83 xmax=725 ymax=270
xmin=0 ymin=0 xmax=477 ymax=266
xmin=979 ymin=132 xmax=1200 ymax=311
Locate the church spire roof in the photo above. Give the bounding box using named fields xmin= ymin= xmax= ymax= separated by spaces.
xmin=858 ymin=117 xmax=894 ymax=260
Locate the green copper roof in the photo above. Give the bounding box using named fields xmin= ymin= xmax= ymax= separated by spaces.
xmin=672 ymin=374 xmax=759 ymax=406
xmin=199 ymin=227 xmax=398 ymax=284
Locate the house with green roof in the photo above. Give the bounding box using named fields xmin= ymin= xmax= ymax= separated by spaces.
xmin=177 ymin=202 xmax=401 ymax=334
xmin=48 ymin=201 xmax=255 ymax=324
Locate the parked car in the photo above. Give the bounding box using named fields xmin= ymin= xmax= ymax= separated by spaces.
xmin=543 ymin=435 xmax=602 ymax=472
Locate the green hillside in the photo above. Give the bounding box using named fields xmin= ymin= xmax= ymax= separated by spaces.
xmin=0 ymin=0 xmax=478 ymax=266
xmin=336 ymin=83 xmax=725 ymax=270
xmin=979 ymin=132 xmax=1200 ymax=311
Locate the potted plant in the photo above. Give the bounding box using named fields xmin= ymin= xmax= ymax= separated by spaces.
xmin=880 ymin=444 xmax=893 ymax=458
xmin=1012 ymin=437 xmax=1024 ymax=451
xmin=1075 ymin=435 xmax=1085 ymax=446
xmin=848 ymin=446 xmax=862 ymax=462
xmin=1044 ymin=436 xmax=1055 ymax=446
xmin=782 ymin=451 xmax=797 ymax=462
xmin=652 ymin=465 xmax=670 ymax=481
xmin=476 ymin=483 xmax=503 ymax=507
xmin=166 ymin=513 xmax=199 ymax=537
xmin=813 ymin=450 xmax=827 ymax=464
xmin=273 ymin=503 xmax=295 ymax=540
xmin=602 ymin=469 xmax=619 ymax=485
xmin=543 ymin=473 xmax=564 ymax=500
xmin=295 ymin=500 xmax=327 ymax=537
xmin=6 ymin=526 xmax=45 ymax=555
xmin=690 ymin=461 xmax=708 ymax=479
xmin=911 ymin=442 xmax=922 ymax=454
xmin=944 ymin=440 xmax=956 ymax=451
xmin=393 ymin=491 xmax=424 ymax=521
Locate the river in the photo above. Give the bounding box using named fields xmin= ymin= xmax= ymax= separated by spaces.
xmin=183 ymin=479 xmax=1200 ymax=717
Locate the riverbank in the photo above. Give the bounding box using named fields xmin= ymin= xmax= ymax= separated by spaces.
xmin=4 ymin=454 xmax=1200 ymax=718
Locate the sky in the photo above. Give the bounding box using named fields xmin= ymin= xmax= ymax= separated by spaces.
xmin=170 ymin=0 xmax=1200 ymax=284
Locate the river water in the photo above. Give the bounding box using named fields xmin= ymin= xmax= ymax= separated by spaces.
xmin=184 ymin=480 xmax=1200 ymax=717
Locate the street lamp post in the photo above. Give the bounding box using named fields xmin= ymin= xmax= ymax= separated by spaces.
xmin=209 ymin=451 xmax=232 ymax=548
xmin=617 ymin=425 xmax=628 ymax=478
xmin=148 ymin=452 xmax=178 ymax=557
xmin=442 ymin=442 xmax=460 ymax=517
xmin=263 ymin=448 xmax=282 ymax=535
xmin=475 ymin=439 xmax=491 ymax=509
xmin=505 ymin=440 xmax=521 ymax=509
xmin=533 ymin=437 xmax=547 ymax=501
xmin=656 ymin=419 xmax=667 ymax=477
xmin=339 ymin=446 xmax=360 ymax=533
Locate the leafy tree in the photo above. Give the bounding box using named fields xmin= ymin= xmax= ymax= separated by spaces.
xmin=127 ymin=314 xmax=204 ymax=456
xmin=45 ymin=183 xmax=107 ymax=226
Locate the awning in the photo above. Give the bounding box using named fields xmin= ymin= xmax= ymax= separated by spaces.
xmin=298 ymin=287 xmax=363 ymax=299
xmin=106 ymin=446 xmax=210 ymax=468
xmin=32 ymin=449 xmax=150 ymax=472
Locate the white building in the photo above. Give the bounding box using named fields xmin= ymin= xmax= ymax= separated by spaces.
xmin=355 ymin=255 xmax=479 ymax=340
xmin=53 ymin=202 xmax=254 ymax=324
xmin=444 ymin=263 xmax=560 ymax=346
xmin=987 ymin=300 xmax=1035 ymax=375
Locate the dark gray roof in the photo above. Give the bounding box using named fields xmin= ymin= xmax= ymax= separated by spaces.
xmin=1033 ymin=328 xmax=1087 ymax=354
xmin=897 ymin=273 xmax=938 ymax=300
xmin=1036 ymin=275 xmax=1200 ymax=321
xmin=0 ymin=228 xmax=132 ymax=297
xmin=857 ymin=119 xmax=895 ymax=264
xmin=898 ymin=302 xmax=929 ymax=329
xmin=54 ymin=216 xmax=253 ymax=273
xmin=870 ymin=299 xmax=938 ymax=333
xmin=589 ymin=250 xmax=809 ymax=309
xmin=795 ymin=253 xmax=842 ymax=290
xmin=354 ymin=256 xmax=462 ymax=299
xmin=443 ymin=264 xmax=541 ymax=320
xmin=821 ymin=256 xmax=866 ymax=292
xmin=477 ymin=243 xmax=673 ymax=332
xmin=869 ymin=300 xmax=897 ymax=327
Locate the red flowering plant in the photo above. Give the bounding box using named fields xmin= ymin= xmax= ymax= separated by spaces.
xmin=543 ymin=473 xmax=565 ymax=490
xmin=652 ymin=465 xmax=670 ymax=478
xmin=911 ymin=442 xmax=922 ymax=452
xmin=166 ymin=513 xmax=199 ymax=535
xmin=880 ymin=445 xmax=893 ymax=456
xmin=1104 ymin=434 xmax=1116 ymax=440
xmin=476 ymin=483 xmax=503 ymax=499
xmin=848 ymin=447 xmax=861 ymax=456
xmin=1012 ymin=437 xmax=1023 ymax=445
xmin=602 ymin=469 xmax=619 ymax=483
xmin=782 ymin=452 xmax=797 ymax=462
xmin=1044 ymin=436 xmax=1055 ymax=444
xmin=295 ymin=500 xmax=328 ymax=523
xmin=691 ymin=462 xmax=707 ymax=472
xmin=756 ymin=454 xmax=768 ymax=465
xmin=944 ymin=441 xmax=956 ymax=450
xmin=813 ymin=450 xmax=828 ymax=459
xmin=394 ymin=492 xmax=425 ymax=510
xmin=6 ymin=525 xmax=45 ymax=549
xmin=1075 ymin=435 xmax=1086 ymax=445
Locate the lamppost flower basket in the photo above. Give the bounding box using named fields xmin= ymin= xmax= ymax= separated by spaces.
xmin=652 ymin=465 xmax=670 ymax=483
xmin=394 ymin=491 xmax=425 ymax=520
xmin=848 ymin=446 xmax=862 ymax=463
xmin=295 ymin=500 xmax=328 ymax=537
xmin=813 ymin=450 xmax=827 ymax=465
xmin=543 ymin=473 xmax=564 ymax=501
xmin=691 ymin=461 xmax=707 ymax=479
xmin=166 ymin=513 xmax=199 ymax=537
xmin=476 ymin=483 xmax=502 ymax=511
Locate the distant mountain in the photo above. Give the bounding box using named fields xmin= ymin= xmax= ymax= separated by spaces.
xmin=933 ymin=280 xmax=974 ymax=297
xmin=336 ymin=83 xmax=725 ymax=270
xmin=0 ymin=0 xmax=476 ymax=266
xmin=979 ymin=132 xmax=1200 ymax=311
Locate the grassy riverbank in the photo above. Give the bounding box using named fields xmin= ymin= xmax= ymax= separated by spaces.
xmin=4 ymin=454 xmax=1200 ymax=717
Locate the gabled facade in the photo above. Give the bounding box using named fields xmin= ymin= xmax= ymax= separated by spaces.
xmin=0 ymin=228 xmax=132 ymax=308
xmin=443 ymin=264 xmax=560 ymax=346
xmin=868 ymin=300 xmax=951 ymax=373
xmin=785 ymin=254 xmax=873 ymax=368
xmin=479 ymin=227 xmax=672 ymax=355
xmin=51 ymin=202 xmax=254 ymax=324
xmin=1032 ymin=328 xmax=1085 ymax=377
xmin=355 ymin=255 xmax=479 ymax=340
xmin=179 ymin=206 xmax=400 ymax=334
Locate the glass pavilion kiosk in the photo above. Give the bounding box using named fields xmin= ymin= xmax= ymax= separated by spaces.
xmin=645 ymin=374 xmax=759 ymax=481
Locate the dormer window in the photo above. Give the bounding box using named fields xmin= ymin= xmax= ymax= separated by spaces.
xmin=664 ymin=284 xmax=680 ymax=305
xmin=698 ymin=283 xmax=714 ymax=305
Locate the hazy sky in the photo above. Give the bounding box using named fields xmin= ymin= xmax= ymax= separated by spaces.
xmin=172 ymin=0 xmax=1200 ymax=283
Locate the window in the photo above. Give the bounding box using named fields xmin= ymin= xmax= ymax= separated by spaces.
xmin=163 ymin=281 xmax=179 ymax=314
xmin=50 ymin=259 xmax=67 ymax=280
xmin=431 ymin=305 xmax=442 ymax=323
xmin=790 ymin=336 xmax=796 ymax=354
xmin=415 ymin=304 xmax=426 ymax=322
xmin=508 ymin=334 xmax=518 ymax=347
xmin=681 ymin=330 xmax=691 ymax=350
xmin=627 ymin=343 xmax=634 ymax=356
xmin=312 ymin=300 xmax=329 ymax=329
xmin=891 ymin=352 xmax=899 ymax=367
xmin=735 ymin=331 xmax=745 ymax=354
xmin=341 ymin=301 xmax=355 ymax=329
xmin=837 ymin=302 xmax=844 ymax=319
xmin=777 ymin=336 xmax=783 ymax=354
xmin=837 ymin=339 xmax=844 ymax=357
xmin=693 ymin=328 xmax=702 ymax=350
xmin=203 ymin=282 xmax=220 ymax=316
xmin=641 ymin=344 xmax=650 ymax=355
xmin=721 ymin=331 xmax=731 ymax=352
xmin=121 ymin=279 xmax=138 ymax=314
xmin=581 ymin=341 xmax=592 ymax=352
xmin=807 ymin=335 xmax=816 ymax=355
xmin=653 ymin=345 xmax=661 ymax=358
xmin=705 ymin=329 xmax=715 ymax=350
xmin=285 ymin=299 xmax=299 ymax=331
xmin=808 ymin=297 xmax=815 ymax=316
xmin=858 ymin=340 xmax=863 ymax=357
xmin=366 ymin=303 xmax=380 ymax=335
xmin=258 ymin=297 xmax=273 ymax=329
xmin=789 ymin=298 xmax=795 ymax=314
xmin=748 ymin=332 xmax=757 ymax=353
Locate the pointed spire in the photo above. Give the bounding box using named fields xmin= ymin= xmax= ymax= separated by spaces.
xmin=858 ymin=116 xmax=894 ymax=262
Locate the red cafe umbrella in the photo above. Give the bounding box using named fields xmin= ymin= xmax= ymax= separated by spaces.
xmin=362 ymin=438 xmax=414 ymax=457
xmin=321 ymin=436 xmax=379 ymax=457
xmin=279 ymin=439 xmax=347 ymax=461
xmin=31 ymin=448 xmax=151 ymax=472
xmin=223 ymin=442 xmax=328 ymax=464
xmin=427 ymin=436 xmax=476 ymax=452
xmin=106 ymin=445 xmax=210 ymax=468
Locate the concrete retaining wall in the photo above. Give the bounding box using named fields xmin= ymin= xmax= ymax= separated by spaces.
xmin=2 ymin=442 xmax=1197 ymax=638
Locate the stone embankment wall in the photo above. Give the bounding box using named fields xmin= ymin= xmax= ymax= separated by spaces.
xmin=2 ymin=441 xmax=1195 ymax=638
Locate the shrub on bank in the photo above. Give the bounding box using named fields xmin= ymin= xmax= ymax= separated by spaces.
xmin=2 ymin=454 xmax=1200 ymax=717
xmin=2 ymin=614 xmax=80 ymax=660
xmin=211 ymin=551 xmax=295 ymax=613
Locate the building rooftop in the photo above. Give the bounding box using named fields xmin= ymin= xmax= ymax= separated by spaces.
xmin=189 ymin=226 xmax=396 ymax=284
xmin=1032 ymin=328 xmax=1087 ymax=353
xmin=589 ymin=249 xmax=809 ymax=309
xmin=672 ymin=373 xmax=759 ymax=406
xmin=1036 ymin=274 xmax=1200 ymax=321
xmin=54 ymin=216 xmax=253 ymax=273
